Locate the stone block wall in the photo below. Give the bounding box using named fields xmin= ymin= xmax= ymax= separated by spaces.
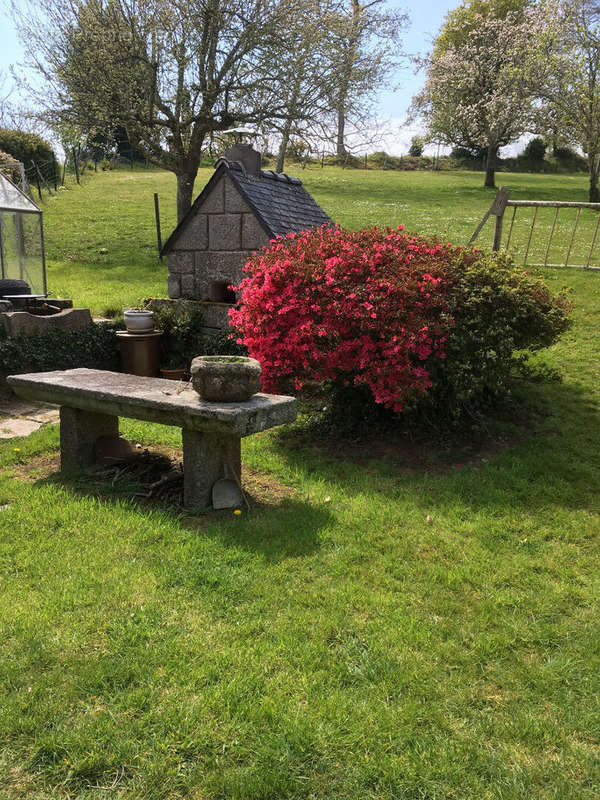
xmin=167 ymin=175 xmax=270 ymax=309
xmin=146 ymin=297 xmax=231 ymax=333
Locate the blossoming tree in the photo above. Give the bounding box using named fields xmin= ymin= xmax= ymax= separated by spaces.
xmin=412 ymin=3 xmax=555 ymax=187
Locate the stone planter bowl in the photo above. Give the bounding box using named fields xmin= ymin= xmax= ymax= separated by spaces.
xmin=124 ymin=308 xmax=154 ymax=333
xmin=190 ymin=355 xmax=261 ymax=402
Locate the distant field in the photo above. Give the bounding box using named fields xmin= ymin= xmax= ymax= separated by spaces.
xmin=38 ymin=166 xmax=597 ymax=314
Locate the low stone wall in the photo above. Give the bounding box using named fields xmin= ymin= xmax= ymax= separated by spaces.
xmin=0 ymin=308 xmax=92 ymax=338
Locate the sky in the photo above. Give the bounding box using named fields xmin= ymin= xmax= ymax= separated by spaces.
xmin=0 ymin=1 xmax=469 ymax=157
xmin=371 ymin=1 xmax=459 ymax=154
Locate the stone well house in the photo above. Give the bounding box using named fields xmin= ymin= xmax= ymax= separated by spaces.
xmin=161 ymin=144 xmax=332 ymax=330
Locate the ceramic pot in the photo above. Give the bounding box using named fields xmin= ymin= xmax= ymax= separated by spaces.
xmin=160 ymin=366 xmax=186 ymax=381
xmin=190 ymin=355 xmax=261 ymax=402
xmin=124 ymin=308 xmax=154 ymax=333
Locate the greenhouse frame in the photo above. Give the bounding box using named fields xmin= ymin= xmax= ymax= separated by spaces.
xmin=0 ymin=172 xmax=47 ymax=295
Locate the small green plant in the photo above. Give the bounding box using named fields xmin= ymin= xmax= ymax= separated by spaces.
xmin=147 ymin=301 xmax=204 ymax=369
xmin=202 ymin=329 xmax=247 ymax=357
xmin=409 ymin=136 xmax=425 ymax=157
xmin=101 ymin=306 xmax=122 ymax=320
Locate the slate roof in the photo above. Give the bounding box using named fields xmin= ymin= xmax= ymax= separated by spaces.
xmin=162 ymin=160 xmax=332 ymax=254
xmin=228 ymin=163 xmax=332 ymax=237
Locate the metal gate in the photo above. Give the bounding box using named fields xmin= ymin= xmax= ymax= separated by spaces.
xmin=469 ymin=187 xmax=600 ymax=269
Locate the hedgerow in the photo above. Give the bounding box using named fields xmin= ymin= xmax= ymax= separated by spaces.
xmin=0 ymin=322 xmax=120 ymax=379
xmin=230 ymin=225 xmax=572 ymax=424
xmin=0 ymin=129 xmax=55 ymax=181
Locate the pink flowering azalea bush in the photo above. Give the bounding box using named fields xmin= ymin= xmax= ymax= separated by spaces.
xmin=229 ymin=225 xmax=572 ymax=423
xmin=229 ymin=225 xmax=458 ymax=412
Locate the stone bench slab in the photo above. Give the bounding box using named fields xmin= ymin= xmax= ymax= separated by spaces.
xmin=7 ymin=368 xmax=296 ymax=436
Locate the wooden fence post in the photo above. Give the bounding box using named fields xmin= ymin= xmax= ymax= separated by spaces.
xmin=493 ymin=208 xmax=505 ymax=251
xmin=52 ymin=152 xmax=58 ymax=191
xmin=154 ymin=193 xmax=162 ymax=258
xmin=34 ymin=161 xmax=53 ymax=196
xmin=31 ymin=162 xmax=42 ymax=200
xmin=18 ymin=162 xmax=30 ymax=196
xmin=468 ymin=186 xmax=510 ymax=248
xmin=72 ymin=148 xmax=80 ymax=184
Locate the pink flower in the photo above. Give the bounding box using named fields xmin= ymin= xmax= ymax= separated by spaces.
xmin=230 ymin=223 xmax=452 ymax=411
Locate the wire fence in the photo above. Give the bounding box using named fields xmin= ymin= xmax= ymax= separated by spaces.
xmin=13 ymin=149 xmax=154 ymax=203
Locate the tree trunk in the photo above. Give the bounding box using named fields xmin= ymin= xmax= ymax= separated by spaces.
xmin=278 ymin=75 xmax=302 ymax=173
xmin=588 ymin=152 xmax=600 ymax=203
xmin=276 ymin=123 xmax=292 ymax=173
xmin=336 ymin=104 xmax=347 ymax=158
xmin=484 ymin=143 xmax=497 ymax=188
xmin=334 ymin=0 xmax=361 ymax=159
xmin=176 ymin=169 xmax=197 ymax=223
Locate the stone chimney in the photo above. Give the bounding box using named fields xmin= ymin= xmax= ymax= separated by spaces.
xmin=223 ymin=143 xmax=261 ymax=177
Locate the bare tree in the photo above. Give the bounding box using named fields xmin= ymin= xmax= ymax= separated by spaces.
xmin=326 ymin=0 xmax=407 ymax=159
xmin=12 ymin=0 xmax=324 ymax=221
xmin=0 ymin=72 xmax=13 ymax=127
xmin=270 ymin=1 xmax=337 ymax=172
xmin=0 ymin=71 xmax=32 ymax=131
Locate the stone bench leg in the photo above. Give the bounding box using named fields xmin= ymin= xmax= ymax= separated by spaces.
xmin=60 ymin=406 xmax=119 ymax=470
xmin=182 ymin=428 xmax=241 ymax=510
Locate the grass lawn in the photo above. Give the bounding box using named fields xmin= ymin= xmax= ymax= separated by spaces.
xmin=0 ymin=166 xmax=599 ymax=799
xmin=40 ymin=165 xmax=599 ymax=315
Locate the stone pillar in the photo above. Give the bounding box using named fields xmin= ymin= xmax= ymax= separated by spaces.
xmin=60 ymin=406 xmax=119 ymax=470
xmin=182 ymin=428 xmax=241 ymax=509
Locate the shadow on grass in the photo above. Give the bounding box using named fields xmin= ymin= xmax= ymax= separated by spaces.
xmin=267 ymin=377 xmax=600 ymax=516
xmin=183 ymin=499 xmax=332 ymax=561
xmin=33 ymin=464 xmax=330 ymax=562
xmin=17 ymin=375 xmax=600 ymax=548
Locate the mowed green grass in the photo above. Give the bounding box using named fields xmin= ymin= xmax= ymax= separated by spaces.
xmin=41 ymin=165 xmax=598 ymax=314
xmin=0 ymin=167 xmax=599 ymax=799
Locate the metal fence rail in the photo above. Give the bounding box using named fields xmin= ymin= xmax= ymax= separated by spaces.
xmin=469 ymin=187 xmax=600 ymax=269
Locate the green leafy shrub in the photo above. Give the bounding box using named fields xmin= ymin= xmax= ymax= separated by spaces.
xmin=203 ymin=329 xmax=247 ymax=357
xmin=450 ymin=146 xmax=485 ymax=169
xmin=553 ymin=145 xmax=585 ymax=165
xmin=0 ymin=322 xmax=120 ymax=378
xmin=422 ymin=252 xmax=572 ymax=423
xmin=144 ymin=300 xmax=246 ymax=370
xmin=0 ymin=129 xmax=55 ymax=181
xmin=148 ymin=301 xmax=204 ymax=369
xmin=409 ymin=136 xmax=425 ymax=157
xmin=368 ymin=151 xmax=391 ymax=168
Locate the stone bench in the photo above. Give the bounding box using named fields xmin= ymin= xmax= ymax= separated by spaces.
xmin=7 ymin=368 xmax=297 ymax=509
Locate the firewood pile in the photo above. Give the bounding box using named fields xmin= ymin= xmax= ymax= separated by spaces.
xmin=89 ymin=447 xmax=184 ymax=505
